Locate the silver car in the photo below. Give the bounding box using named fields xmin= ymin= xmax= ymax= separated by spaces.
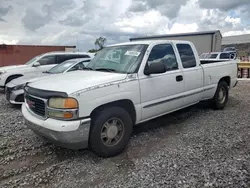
xmin=5 ymin=58 xmax=92 ymax=104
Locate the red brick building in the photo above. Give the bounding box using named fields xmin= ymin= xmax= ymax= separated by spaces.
xmin=0 ymin=44 xmax=76 ymax=67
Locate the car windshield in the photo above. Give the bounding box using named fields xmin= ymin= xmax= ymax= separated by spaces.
xmin=46 ymin=60 xmax=77 ymax=74
xmin=25 ymin=55 xmax=41 ymax=65
xmin=86 ymin=44 xmax=148 ymax=73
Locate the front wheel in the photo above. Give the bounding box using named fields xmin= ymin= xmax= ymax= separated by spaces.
xmin=89 ymin=106 xmax=133 ymax=157
xmin=211 ymin=81 xmax=229 ymax=109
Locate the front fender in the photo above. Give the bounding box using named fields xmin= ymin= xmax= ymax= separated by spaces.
xmin=71 ymin=80 xmax=141 ymax=120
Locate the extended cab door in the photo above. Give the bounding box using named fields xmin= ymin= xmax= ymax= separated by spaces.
xmin=175 ymin=43 xmax=203 ymax=106
xmin=139 ymin=43 xmax=185 ymax=121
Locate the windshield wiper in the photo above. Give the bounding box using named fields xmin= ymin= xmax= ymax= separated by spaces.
xmin=95 ymin=68 xmax=116 ymax=72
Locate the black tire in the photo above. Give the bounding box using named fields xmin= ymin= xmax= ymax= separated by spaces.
xmin=211 ymin=81 xmax=229 ymax=109
xmin=89 ymin=106 xmax=133 ymax=157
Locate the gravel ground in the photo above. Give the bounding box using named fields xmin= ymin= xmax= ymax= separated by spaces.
xmin=0 ymin=81 xmax=250 ymax=188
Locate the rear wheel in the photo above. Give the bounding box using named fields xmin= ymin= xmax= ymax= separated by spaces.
xmin=211 ymin=81 xmax=229 ymax=109
xmin=89 ymin=106 xmax=133 ymax=157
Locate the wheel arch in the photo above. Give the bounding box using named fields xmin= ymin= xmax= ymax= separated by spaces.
xmin=90 ymin=99 xmax=137 ymax=124
xmin=5 ymin=74 xmax=23 ymax=85
xmin=219 ymin=76 xmax=230 ymax=87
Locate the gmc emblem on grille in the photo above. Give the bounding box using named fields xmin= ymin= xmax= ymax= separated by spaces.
xmin=27 ymin=99 xmax=35 ymax=108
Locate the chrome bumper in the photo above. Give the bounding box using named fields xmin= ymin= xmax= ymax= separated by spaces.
xmin=22 ymin=104 xmax=91 ymax=149
xmin=25 ymin=118 xmax=91 ymax=149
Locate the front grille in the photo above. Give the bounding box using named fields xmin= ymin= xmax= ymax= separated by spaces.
xmin=26 ymin=95 xmax=46 ymax=117
xmin=5 ymin=87 xmax=12 ymax=101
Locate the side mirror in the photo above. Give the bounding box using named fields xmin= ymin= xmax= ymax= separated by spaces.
xmin=144 ymin=62 xmax=166 ymax=75
xmin=33 ymin=62 xmax=40 ymax=67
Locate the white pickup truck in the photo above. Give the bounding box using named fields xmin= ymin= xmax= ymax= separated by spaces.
xmin=22 ymin=40 xmax=238 ymax=157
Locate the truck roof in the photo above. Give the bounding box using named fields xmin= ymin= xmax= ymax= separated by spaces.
xmin=108 ymin=40 xmax=192 ymax=47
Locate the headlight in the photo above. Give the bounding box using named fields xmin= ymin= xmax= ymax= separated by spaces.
xmin=47 ymin=97 xmax=78 ymax=119
xmin=0 ymin=71 xmax=6 ymax=75
xmin=48 ymin=97 xmax=78 ymax=109
xmin=13 ymin=84 xmax=25 ymax=91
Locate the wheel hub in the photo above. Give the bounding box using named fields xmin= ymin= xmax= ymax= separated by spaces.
xmin=101 ymin=117 xmax=124 ymax=146
xmin=107 ymin=125 xmax=118 ymax=139
xmin=218 ymin=88 xmax=225 ymax=103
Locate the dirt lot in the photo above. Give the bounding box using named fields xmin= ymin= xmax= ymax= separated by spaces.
xmin=0 ymin=81 xmax=250 ymax=188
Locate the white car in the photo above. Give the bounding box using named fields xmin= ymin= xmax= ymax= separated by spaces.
xmin=0 ymin=51 xmax=94 ymax=89
xmin=22 ymin=40 xmax=238 ymax=157
xmin=5 ymin=58 xmax=92 ymax=104
xmin=200 ymin=51 xmax=236 ymax=64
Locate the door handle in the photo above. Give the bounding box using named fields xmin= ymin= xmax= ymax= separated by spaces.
xmin=176 ymin=75 xmax=183 ymax=82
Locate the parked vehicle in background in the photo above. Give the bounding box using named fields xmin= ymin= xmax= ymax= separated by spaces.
xmin=5 ymin=58 xmax=92 ymax=104
xmin=199 ymin=53 xmax=210 ymax=59
xmin=22 ymin=40 xmax=238 ymax=157
xmin=223 ymin=46 xmax=236 ymax=52
xmin=200 ymin=51 xmax=237 ymax=64
xmin=0 ymin=52 xmax=94 ymax=89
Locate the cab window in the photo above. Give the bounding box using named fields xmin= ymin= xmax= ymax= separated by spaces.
xmin=147 ymin=44 xmax=178 ymax=71
xmin=177 ymin=44 xmax=197 ymax=68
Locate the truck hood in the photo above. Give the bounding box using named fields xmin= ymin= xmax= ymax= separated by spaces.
xmin=0 ymin=65 xmax=29 ymax=72
xmin=28 ymin=71 xmax=128 ymax=94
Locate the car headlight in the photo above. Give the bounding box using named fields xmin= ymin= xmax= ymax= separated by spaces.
xmin=47 ymin=97 xmax=78 ymax=119
xmin=0 ymin=71 xmax=7 ymax=76
xmin=13 ymin=84 xmax=25 ymax=91
xmin=48 ymin=97 xmax=78 ymax=109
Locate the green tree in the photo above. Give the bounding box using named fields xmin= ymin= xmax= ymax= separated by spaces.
xmin=88 ymin=49 xmax=98 ymax=53
xmin=94 ymin=37 xmax=107 ymax=50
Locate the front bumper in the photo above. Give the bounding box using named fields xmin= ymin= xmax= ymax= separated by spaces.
xmin=22 ymin=104 xmax=91 ymax=149
xmin=6 ymin=87 xmax=24 ymax=104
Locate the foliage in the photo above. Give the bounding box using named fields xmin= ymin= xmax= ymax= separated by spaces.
xmin=94 ymin=37 xmax=107 ymax=50
xmin=88 ymin=37 xmax=107 ymax=53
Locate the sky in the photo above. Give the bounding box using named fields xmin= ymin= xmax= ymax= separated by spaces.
xmin=0 ymin=0 xmax=250 ymax=51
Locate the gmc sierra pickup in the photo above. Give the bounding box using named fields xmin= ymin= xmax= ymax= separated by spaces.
xmin=22 ymin=40 xmax=238 ymax=157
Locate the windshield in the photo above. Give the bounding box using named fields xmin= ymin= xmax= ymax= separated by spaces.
xmin=86 ymin=44 xmax=148 ymax=73
xmin=25 ymin=55 xmax=41 ymax=65
xmin=46 ymin=60 xmax=77 ymax=74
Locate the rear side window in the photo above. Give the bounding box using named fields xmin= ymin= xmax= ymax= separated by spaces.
xmin=219 ymin=53 xmax=230 ymax=59
xmin=147 ymin=44 xmax=178 ymax=71
xmin=177 ymin=44 xmax=196 ymax=68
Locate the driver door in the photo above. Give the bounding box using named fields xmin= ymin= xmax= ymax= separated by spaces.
xmin=139 ymin=44 xmax=185 ymax=121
